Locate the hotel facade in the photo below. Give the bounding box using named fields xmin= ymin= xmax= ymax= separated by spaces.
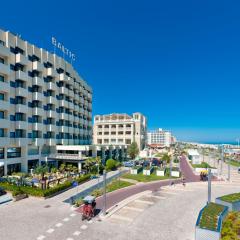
xmin=93 ymin=113 xmax=147 ymax=151
xmin=147 ymin=128 xmax=174 ymax=147
xmin=0 ymin=29 xmax=92 ymax=176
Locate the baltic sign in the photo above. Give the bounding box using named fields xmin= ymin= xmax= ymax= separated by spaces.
xmin=51 ymin=37 xmax=76 ymax=61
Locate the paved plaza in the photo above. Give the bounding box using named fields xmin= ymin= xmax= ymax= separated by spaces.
xmin=0 ymin=158 xmax=239 ymax=240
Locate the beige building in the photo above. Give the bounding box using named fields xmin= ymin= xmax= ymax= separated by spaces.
xmin=0 ymin=29 xmax=92 ymax=176
xmin=93 ymin=113 xmax=147 ymax=151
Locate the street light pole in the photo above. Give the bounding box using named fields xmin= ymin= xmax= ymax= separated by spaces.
xmin=220 ymin=145 xmax=224 ymax=176
xmin=103 ymin=169 xmax=107 ymax=216
xmin=208 ymin=168 xmax=212 ymax=204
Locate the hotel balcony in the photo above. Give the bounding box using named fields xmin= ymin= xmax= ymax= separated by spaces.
xmin=0 ymin=81 xmax=10 ymax=93
xmin=47 ymin=96 xmax=57 ymax=105
xmin=59 ymin=73 xmax=66 ymax=81
xmin=69 ymin=115 xmax=74 ymax=122
xmin=32 ymin=123 xmax=43 ymax=131
xmin=0 ymin=100 xmax=9 ymax=111
xmin=32 ymin=107 xmax=44 ymax=116
xmin=0 ymin=63 xmax=10 ymax=75
xmin=47 ymin=82 xmax=57 ymax=91
xmin=59 ymin=139 xmax=68 ymax=145
xmin=16 ymin=87 xmax=28 ymax=97
xmin=46 ymin=138 xmax=56 ymax=146
xmin=0 ymin=45 xmax=10 ymax=57
xmin=33 ymin=61 xmax=44 ymax=72
xmin=16 ymin=53 xmax=28 ymax=66
xmin=15 ymin=138 xmax=28 ymax=147
xmin=0 ymin=137 xmax=10 ymax=147
xmin=32 ymin=92 xmax=44 ymax=101
xmin=59 ymin=86 xmax=68 ymax=95
xmin=32 ymin=138 xmax=44 ymax=146
xmin=16 ymin=104 xmax=28 ymax=113
xmin=46 ymin=110 xmax=57 ymax=118
xmin=15 ymin=121 xmax=28 ymax=129
xmin=0 ymin=119 xmax=10 ymax=129
xmin=46 ymin=124 xmax=57 ymax=132
xmin=59 ymin=112 xmax=69 ymax=120
xmin=33 ymin=77 xmax=44 ymax=86
xmin=47 ymin=68 xmax=57 ymax=77
xmin=59 ymin=100 xmax=68 ymax=108
xmin=69 ymin=139 xmax=74 ymax=145
xmin=59 ymin=126 xmax=69 ymax=132
xmin=69 ymin=102 xmax=74 ymax=110
xmin=16 ymin=70 xmax=28 ymax=81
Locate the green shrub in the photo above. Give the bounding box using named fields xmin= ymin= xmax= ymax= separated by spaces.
xmin=106 ymin=159 xmax=119 ymax=171
xmin=12 ymin=189 xmax=25 ymax=197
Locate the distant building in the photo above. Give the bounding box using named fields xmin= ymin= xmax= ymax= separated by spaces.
xmin=187 ymin=149 xmax=201 ymax=164
xmin=93 ymin=113 xmax=147 ymax=151
xmin=147 ymin=128 xmax=174 ymax=147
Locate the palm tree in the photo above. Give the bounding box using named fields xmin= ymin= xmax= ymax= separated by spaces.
xmin=127 ymin=142 xmax=139 ymax=160
xmin=34 ymin=165 xmax=49 ymax=189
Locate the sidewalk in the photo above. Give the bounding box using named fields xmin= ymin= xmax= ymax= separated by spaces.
xmin=51 ymin=169 xmax=127 ymax=203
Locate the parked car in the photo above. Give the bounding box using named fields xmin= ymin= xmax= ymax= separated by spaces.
xmin=90 ymin=175 xmax=99 ymax=180
xmin=123 ymin=161 xmax=134 ymax=167
xmin=0 ymin=187 xmax=6 ymax=196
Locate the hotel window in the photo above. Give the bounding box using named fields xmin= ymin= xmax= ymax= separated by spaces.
xmin=0 ymin=93 xmax=4 ymax=100
xmin=0 ymin=148 xmax=4 ymax=159
xmin=7 ymin=147 xmax=21 ymax=158
xmin=0 ymin=111 xmax=4 ymax=119
xmin=0 ymin=40 xmax=4 ymax=46
xmin=0 ymin=128 xmax=4 ymax=137
xmin=0 ymin=57 xmax=4 ymax=64
xmin=0 ymin=75 xmax=4 ymax=82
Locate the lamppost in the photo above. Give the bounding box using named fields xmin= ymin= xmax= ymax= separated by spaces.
xmin=103 ymin=169 xmax=107 ymax=216
xmin=207 ymin=168 xmax=212 ymax=204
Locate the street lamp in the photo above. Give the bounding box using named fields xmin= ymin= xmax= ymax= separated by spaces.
xmin=103 ymin=169 xmax=107 ymax=216
xmin=207 ymin=168 xmax=212 ymax=204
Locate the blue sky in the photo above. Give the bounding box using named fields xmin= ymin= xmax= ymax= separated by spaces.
xmin=1 ymin=0 xmax=240 ymax=143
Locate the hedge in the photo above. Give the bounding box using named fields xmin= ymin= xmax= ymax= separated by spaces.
xmin=0 ymin=174 xmax=91 ymax=198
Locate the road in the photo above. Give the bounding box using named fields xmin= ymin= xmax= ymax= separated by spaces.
xmin=89 ymin=156 xmax=200 ymax=212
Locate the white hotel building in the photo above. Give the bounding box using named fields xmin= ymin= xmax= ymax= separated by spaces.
xmin=93 ymin=113 xmax=147 ymax=151
xmin=0 ymin=29 xmax=92 ymax=176
xmin=147 ymin=128 xmax=173 ymax=147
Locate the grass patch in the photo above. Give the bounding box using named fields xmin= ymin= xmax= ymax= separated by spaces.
xmin=191 ymin=162 xmax=212 ymax=169
xmin=221 ymin=211 xmax=240 ymax=240
xmin=122 ymin=168 xmax=177 ymax=182
xmin=199 ymin=202 xmax=226 ymax=231
xmin=227 ymin=160 xmax=240 ymax=167
xmin=74 ymin=180 xmax=133 ymax=206
xmin=220 ymin=193 xmax=240 ymax=203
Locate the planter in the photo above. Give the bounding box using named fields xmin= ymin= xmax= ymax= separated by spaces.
xmin=216 ymin=194 xmax=240 ymax=211
xmin=195 ymin=203 xmax=228 ymax=240
xmin=14 ymin=193 xmax=28 ymax=202
xmin=195 ymin=168 xmax=218 ymax=174
xmin=130 ymin=167 xmax=142 ymax=175
xmin=171 ymin=169 xmax=180 ymax=177
xmin=143 ymin=167 xmax=154 ymax=176
xmin=156 ymin=169 xmax=165 ymax=176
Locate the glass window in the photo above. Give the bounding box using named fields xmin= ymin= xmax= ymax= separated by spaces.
xmin=0 ymin=128 xmax=4 ymax=137
xmin=0 ymin=57 xmax=4 ymax=64
xmin=0 ymin=111 xmax=4 ymax=119
xmin=0 ymin=148 xmax=4 ymax=159
xmin=0 ymin=93 xmax=4 ymax=101
xmin=7 ymin=148 xmax=21 ymax=158
xmin=0 ymin=75 xmax=4 ymax=82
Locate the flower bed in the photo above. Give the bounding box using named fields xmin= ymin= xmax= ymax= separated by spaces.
xmin=216 ymin=192 xmax=240 ymax=211
xmin=195 ymin=202 xmax=228 ymax=240
xmin=221 ymin=211 xmax=240 ymax=240
xmin=0 ymin=174 xmax=91 ymax=198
